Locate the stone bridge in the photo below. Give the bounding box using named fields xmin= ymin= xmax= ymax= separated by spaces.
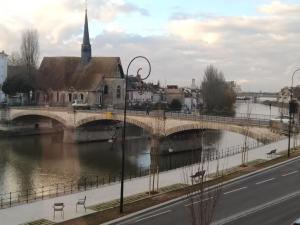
xmin=0 ymin=107 xmax=281 ymax=143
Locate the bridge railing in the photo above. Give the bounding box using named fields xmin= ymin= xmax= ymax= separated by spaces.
xmin=7 ymin=106 xmax=276 ymax=127
xmin=162 ymin=112 xmax=271 ymax=127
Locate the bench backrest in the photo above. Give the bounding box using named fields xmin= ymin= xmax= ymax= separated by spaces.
xmin=54 ymin=203 xmax=64 ymax=207
xmin=191 ymin=170 xmax=206 ymax=178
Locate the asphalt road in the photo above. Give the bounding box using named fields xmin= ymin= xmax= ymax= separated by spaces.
xmin=110 ymin=157 xmax=300 ymax=225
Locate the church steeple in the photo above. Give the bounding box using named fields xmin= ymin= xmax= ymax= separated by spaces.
xmin=81 ymin=2 xmax=92 ymax=64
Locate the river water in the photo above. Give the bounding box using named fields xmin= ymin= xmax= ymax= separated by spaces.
xmin=0 ymin=102 xmax=281 ymax=194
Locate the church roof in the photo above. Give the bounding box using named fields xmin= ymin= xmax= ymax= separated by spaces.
xmin=37 ymin=57 xmax=123 ymax=91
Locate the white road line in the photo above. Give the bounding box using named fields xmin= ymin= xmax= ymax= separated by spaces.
xmin=135 ymin=210 xmax=171 ymax=223
xmin=185 ymin=197 xmax=213 ymax=207
xmin=212 ymin=189 xmax=300 ymax=225
xmin=282 ymin=170 xmax=298 ymax=177
xmin=223 ymin=187 xmax=247 ymax=195
xmin=255 ymin=178 xmax=275 ymax=185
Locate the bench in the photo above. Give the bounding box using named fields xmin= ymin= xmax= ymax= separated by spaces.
xmin=53 ymin=203 xmax=64 ymax=219
xmin=190 ymin=170 xmax=206 ymax=183
xmin=76 ymin=196 xmax=86 ymax=212
xmin=266 ymin=149 xmax=276 ymax=158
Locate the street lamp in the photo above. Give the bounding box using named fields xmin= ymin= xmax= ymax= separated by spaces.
xmin=120 ymin=56 xmax=151 ymax=213
xmin=288 ymin=68 xmax=300 ymax=157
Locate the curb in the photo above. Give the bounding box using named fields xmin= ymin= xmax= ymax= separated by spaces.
xmin=100 ymin=154 xmax=300 ymax=225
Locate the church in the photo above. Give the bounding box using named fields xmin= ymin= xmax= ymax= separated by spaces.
xmin=35 ymin=8 xmax=125 ymax=108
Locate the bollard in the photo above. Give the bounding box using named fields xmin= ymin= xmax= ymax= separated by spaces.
xmin=84 ymin=177 xmax=87 ymax=191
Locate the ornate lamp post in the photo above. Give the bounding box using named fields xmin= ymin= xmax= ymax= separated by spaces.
xmin=120 ymin=56 xmax=151 ymax=213
xmin=288 ymin=68 xmax=300 ymax=157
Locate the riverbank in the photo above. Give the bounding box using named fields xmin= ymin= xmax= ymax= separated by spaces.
xmin=0 ymin=136 xmax=296 ymax=225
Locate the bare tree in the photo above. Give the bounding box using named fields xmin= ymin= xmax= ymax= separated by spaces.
xmin=183 ymin=131 xmax=223 ymax=225
xmin=149 ymin=109 xmax=165 ymax=193
xmin=201 ymin=65 xmax=236 ymax=114
xmin=241 ymin=101 xmax=253 ymax=166
xmin=20 ymin=29 xmax=40 ymax=73
xmin=8 ymin=51 xmax=23 ymax=66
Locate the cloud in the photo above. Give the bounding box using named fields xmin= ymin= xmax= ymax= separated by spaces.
xmin=1 ymin=0 xmax=300 ymax=92
xmin=0 ymin=0 xmax=149 ymax=48
xmin=258 ymin=0 xmax=300 ymax=15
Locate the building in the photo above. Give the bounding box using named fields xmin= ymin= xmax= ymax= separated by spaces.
xmin=164 ymin=85 xmax=184 ymax=105
xmin=35 ymin=8 xmax=125 ymax=108
xmin=0 ymin=51 xmax=8 ymax=102
xmin=278 ymin=86 xmax=291 ymax=104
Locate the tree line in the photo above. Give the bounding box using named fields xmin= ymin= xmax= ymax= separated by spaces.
xmin=2 ymin=29 xmax=39 ymax=96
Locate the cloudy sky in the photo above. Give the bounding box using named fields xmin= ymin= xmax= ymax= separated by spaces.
xmin=0 ymin=0 xmax=300 ymax=92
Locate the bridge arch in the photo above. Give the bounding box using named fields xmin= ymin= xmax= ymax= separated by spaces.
xmin=76 ymin=114 xmax=153 ymax=133
xmin=11 ymin=111 xmax=68 ymax=127
xmin=164 ymin=122 xmax=270 ymax=142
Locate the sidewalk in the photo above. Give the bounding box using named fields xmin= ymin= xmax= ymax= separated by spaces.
xmin=0 ymin=137 xmax=295 ymax=225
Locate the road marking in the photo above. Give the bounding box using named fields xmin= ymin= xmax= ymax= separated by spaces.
xmin=185 ymin=197 xmax=213 ymax=207
xmin=135 ymin=210 xmax=171 ymax=223
xmin=223 ymin=187 xmax=247 ymax=195
xmin=211 ymin=189 xmax=300 ymax=225
xmin=255 ymin=178 xmax=275 ymax=185
xmin=282 ymin=170 xmax=298 ymax=177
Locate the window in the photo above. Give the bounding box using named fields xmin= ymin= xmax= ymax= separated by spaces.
xmin=117 ymin=85 xmax=121 ymax=98
xmin=104 ymin=85 xmax=108 ymax=94
xmin=80 ymin=93 xmax=84 ymax=101
xmin=56 ymin=92 xmax=59 ymax=102
xmin=68 ymin=93 xmax=72 ymax=102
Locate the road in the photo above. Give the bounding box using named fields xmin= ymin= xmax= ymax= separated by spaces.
xmin=109 ymin=157 xmax=300 ymax=225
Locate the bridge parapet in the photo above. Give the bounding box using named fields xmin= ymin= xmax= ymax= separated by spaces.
xmin=0 ymin=107 xmax=281 ymax=143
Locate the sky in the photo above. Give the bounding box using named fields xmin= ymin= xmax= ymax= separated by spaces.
xmin=0 ymin=0 xmax=300 ymax=92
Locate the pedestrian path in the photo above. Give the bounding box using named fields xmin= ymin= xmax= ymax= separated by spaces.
xmin=0 ymin=137 xmax=296 ymax=225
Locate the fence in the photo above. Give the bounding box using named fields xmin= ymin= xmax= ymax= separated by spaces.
xmin=0 ymin=138 xmax=276 ymax=210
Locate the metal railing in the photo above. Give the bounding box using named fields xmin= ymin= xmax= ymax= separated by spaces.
xmin=0 ymin=137 xmax=280 ymax=210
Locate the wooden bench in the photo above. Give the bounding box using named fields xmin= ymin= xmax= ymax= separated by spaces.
xmin=266 ymin=149 xmax=276 ymax=158
xmin=190 ymin=170 xmax=206 ymax=183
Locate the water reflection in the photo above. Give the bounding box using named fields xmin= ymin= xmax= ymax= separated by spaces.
xmin=0 ymin=127 xmax=259 ymax=194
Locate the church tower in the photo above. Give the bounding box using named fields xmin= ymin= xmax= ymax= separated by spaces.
xmin=81 ymin=4 xmax=92 ymax=64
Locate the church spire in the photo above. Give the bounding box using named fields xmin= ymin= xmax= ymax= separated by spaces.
xmin=81 ymin=1 xmax=92 ymax=64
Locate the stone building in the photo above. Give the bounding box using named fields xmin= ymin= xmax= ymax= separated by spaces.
xmin=35 ymin=9 xmax=125 ymax=108
xmin=164 ymin=85 xmax=184 ymax=105
xmin=0 ymin=51 xmax=8 ymax=102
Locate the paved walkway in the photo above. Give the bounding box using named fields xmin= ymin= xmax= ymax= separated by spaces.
xmin=0 ymin=136 xmax=297 ymax=225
